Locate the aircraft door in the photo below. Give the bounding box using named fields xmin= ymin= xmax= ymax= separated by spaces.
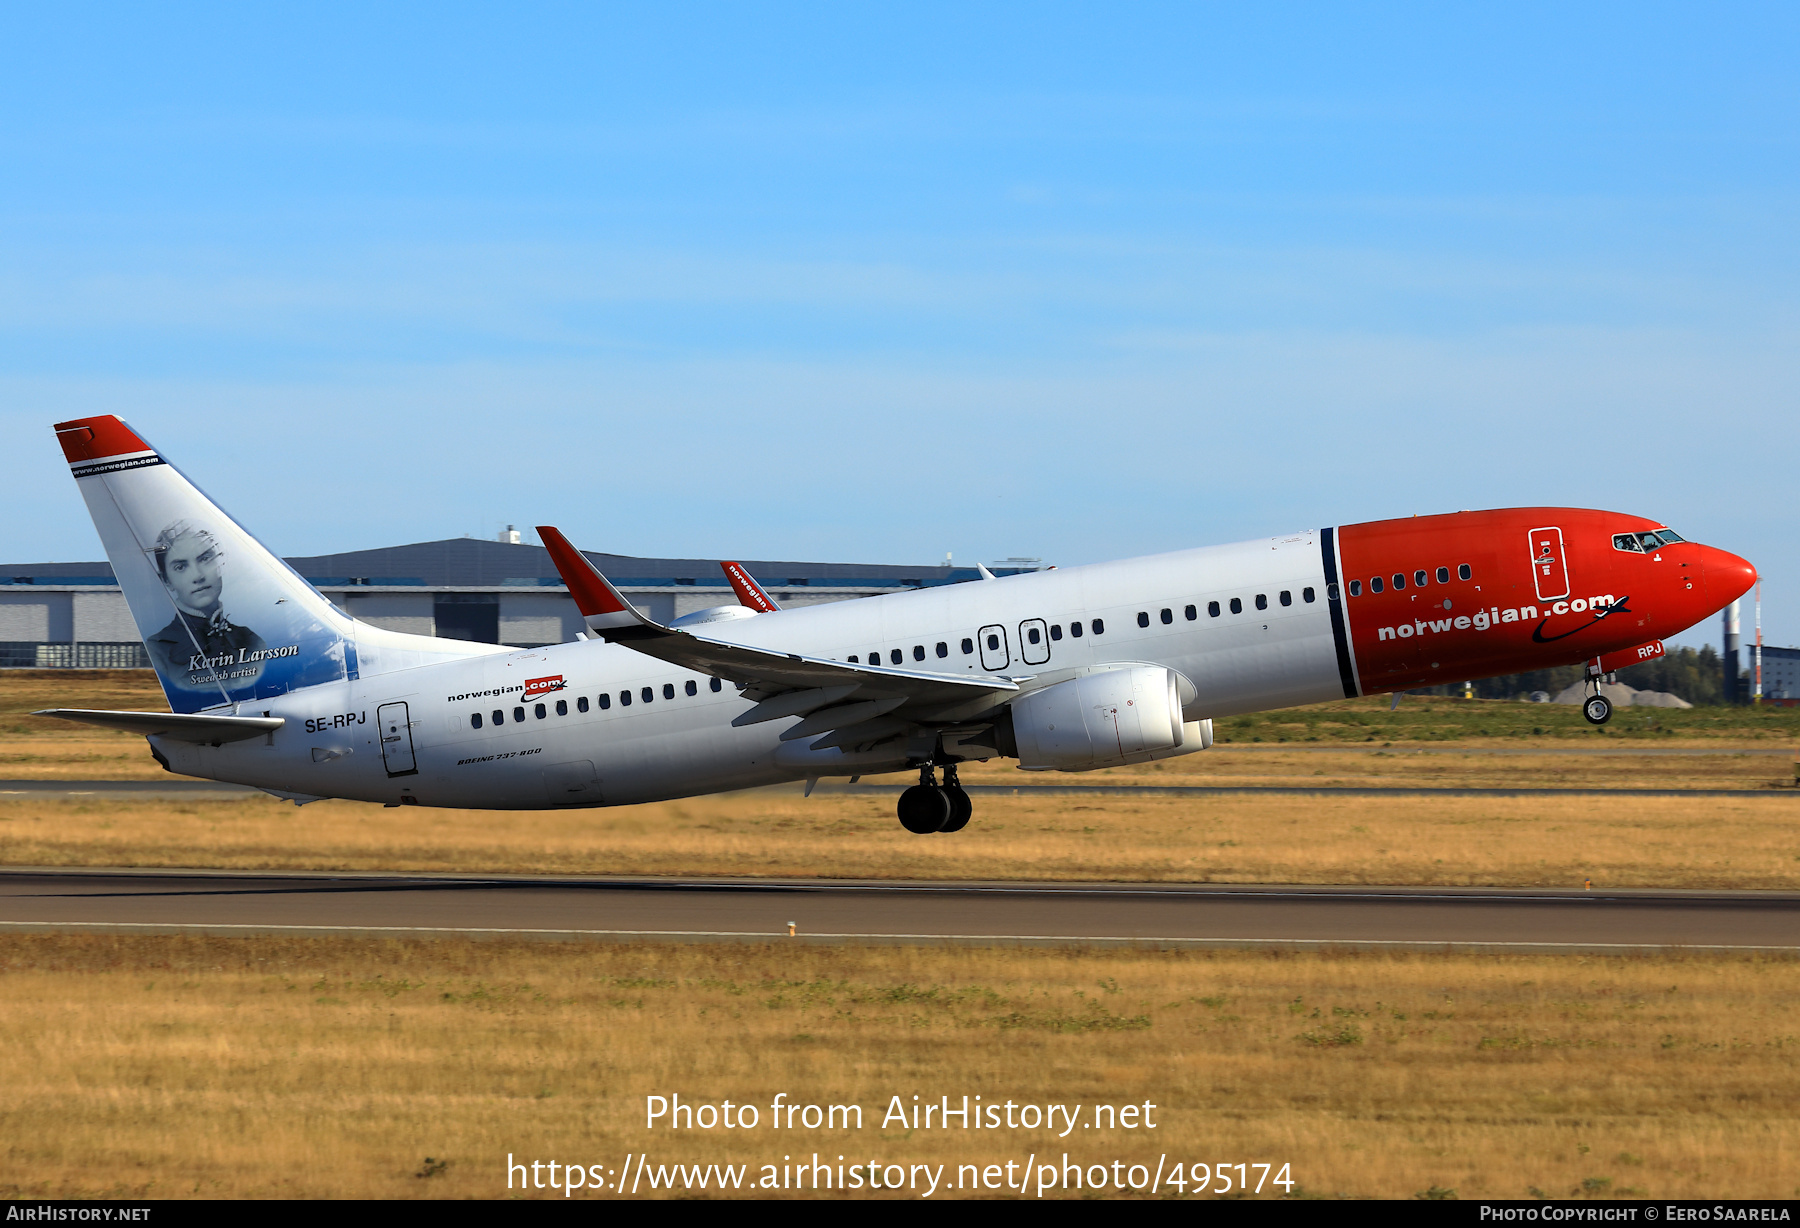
xmin=377 ymin=701 xmax=418 ymax=777
xmin=1019 ymin=618 xmax=1050 ymax=665
xmin=1528 ymin=527 xmax=1570 ymax=602
xmin=978 ymin=624 xmax=1010 ymax=671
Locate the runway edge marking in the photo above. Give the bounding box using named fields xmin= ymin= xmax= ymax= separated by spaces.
xmin=1 ymin=920 xmax=1796 ymax=954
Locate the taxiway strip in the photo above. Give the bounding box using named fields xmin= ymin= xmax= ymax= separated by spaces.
xmin=1 ymin=870 xmax=1795 ymax=952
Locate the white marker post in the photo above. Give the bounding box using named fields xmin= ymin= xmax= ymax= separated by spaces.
xmin=1754 ymin=581 xmax=1763 ymax=704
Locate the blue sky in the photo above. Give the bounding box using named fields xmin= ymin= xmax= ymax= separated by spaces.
xmin=3 ymin=4 xmax=1794 ymax=648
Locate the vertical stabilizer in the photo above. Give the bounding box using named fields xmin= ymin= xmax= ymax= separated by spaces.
xmin=54 ymin=416 xmax=358 ymax=713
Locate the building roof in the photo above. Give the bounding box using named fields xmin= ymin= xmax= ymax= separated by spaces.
xmin=3 ymin=537 xmax=1027 ymax=590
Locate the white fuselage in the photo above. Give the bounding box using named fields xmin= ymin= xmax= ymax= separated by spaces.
xmin=154 ymin=531 xmax=1348 ymax=808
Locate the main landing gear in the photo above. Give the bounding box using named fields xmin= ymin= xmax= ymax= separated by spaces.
xmin=897 ymin=763 xmax=972 ymax=835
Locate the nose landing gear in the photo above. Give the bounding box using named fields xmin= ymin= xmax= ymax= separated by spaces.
xmin=1582 ymin=680 xmax=1613 ymax=726
xmin=896 ymin=763 xmax=973 ymax=834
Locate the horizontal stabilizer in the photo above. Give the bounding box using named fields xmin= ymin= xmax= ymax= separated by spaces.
xmin=35 ymin=708 xmax=283 ymax=745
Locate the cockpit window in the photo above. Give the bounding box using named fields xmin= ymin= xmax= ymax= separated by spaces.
xmin=1613 ymin=534 xmax=1644 ymax=553
xmin=1655 ymin=528 xmax=1685 ymax=544
xmin=1637 ymin=532 xmax=1665 ymax=551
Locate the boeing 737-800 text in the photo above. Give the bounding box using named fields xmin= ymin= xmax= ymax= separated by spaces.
xmin=39 ymin=416 xmax=1757 ymax=834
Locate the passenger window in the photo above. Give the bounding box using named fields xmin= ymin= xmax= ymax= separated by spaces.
xmin=535 ymin=703 xmax=546 ymax=719
xmin=642 ymin=687 xmax=654 ymax=703
xmin=1049 ymin=625 xmax=1063 ymax=640
xmin=1091 ymin=619 xmax=1104 ymax=635
xmin=1229 ymin=597 xmax=1242 ymax=614
xmin=1436 ymin=566 xmax=1449 ymax=584
xmin=492 ymin=709 xmax=504 ymax=725
xmin=555 ymin=699 xmax=568 ymax=716
xmin=1370 ymin=577 xmax=1384 ymax=593
xmin=663 ymin=683 xmax=675 ymax=699
xmin=1160 ymin=608 xmax=1172 ymax=624
xmin=578 ymin=696 xmax=589 ymax=713
xmin=985 ymin=634 xmax=999 ymax=651
xmin=470 ymin=713 xmax=482 ymax=729
xmin=936 ymin=641 xmax=948 ymax=657
xmin=598 ymin=694 xmax=611 ymax=710
xmin=1458 ymin=564 xmax=1472 ymax=580
xmin=913 ymin=645 xmax=925 ymax=661
xmin=620 ymin=691 xmax=631 ymax=707
xmin=1279 ymin=590 xmax=1291 ymax=607
xmin=1027 ymin=627 xmax=1041 ymax=644
xmin=1304 ymin=587 xmax=1315 ymax=603
xmin=1348 ymin=580 xmax=1362 ymax=597
xmin=1208 ymin=601 xmax=1220 ymax=617
xmin=514 ymin=706 xmax=525 ymax=723
xmin=1392 ymin=573 xmax=1405 ymax=590
xmin=869 ymin=648 xmax=880 ymax=663
xmin=1184 ymin=604 xmax=1196 ymax=620
xmin=1414 ymin=570 xmax=1427 ymax=586
xmin=685 ymin=680 xmax=697 ymax=696
xmin=890 ymin=649 xmax=903 ymax=665
xmin=961 ymin=637 xmax=975 ymax=653
xmin=847 ymin=654 xmax=859 ymax=663
xmin=1137 ymin=611 xmax=1149 ymax=628
xmin=1255 ymin=594 xmax=1268 ymax=610
xmin=1068 ymin=622 xmax=1082 ymax=638
xmin=709 ymin=678 xmax=722 ymax=692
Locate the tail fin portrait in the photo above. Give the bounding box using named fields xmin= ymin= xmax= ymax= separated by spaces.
xmin=54 ymin=416 xmax=357 ymax=713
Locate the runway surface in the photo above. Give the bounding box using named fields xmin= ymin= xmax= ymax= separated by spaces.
xmin=5 ymin=779 xmax=1795 ymax=800
xmin=2 ymin=869 xmax=1796 ymax=952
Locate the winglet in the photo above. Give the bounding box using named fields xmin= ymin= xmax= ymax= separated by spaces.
xmin=720 ymin=561 xmax=781 ymax=612
xmin=536 ymin=526 xmax=664 ymax=636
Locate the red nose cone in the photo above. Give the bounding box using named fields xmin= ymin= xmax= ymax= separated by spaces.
xmin=1703 ymin=547 xmax=1757 ymax=609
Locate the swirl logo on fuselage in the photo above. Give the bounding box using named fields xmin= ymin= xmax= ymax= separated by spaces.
xmin=522 ymin=674 xmax=567 ymax=701
xmin=1531 ymin=596 xmax=1631 ymax=644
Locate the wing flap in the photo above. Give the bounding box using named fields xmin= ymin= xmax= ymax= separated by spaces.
xmin=731 ymin=684 xmax=860 ymax=727
xmin=776 ymin=697 xmax=908 ymax=741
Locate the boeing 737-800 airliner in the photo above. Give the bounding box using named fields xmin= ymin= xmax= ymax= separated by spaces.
xmin=40 ymin=416 xmax=1757 ymax=834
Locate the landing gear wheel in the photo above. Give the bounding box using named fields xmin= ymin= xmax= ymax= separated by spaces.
xmin=1583 ymin=694 xmax=1613 ymax=725
xmin=939 ymin=786 xmax=972 ymax=833
xmin=897 ymin=784 xmax=951 ymax=834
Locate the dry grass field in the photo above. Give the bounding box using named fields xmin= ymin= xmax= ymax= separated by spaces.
xmin=0 ymin=934 xmax=1793 ymax=1200
xmin=4 ymin=675 xmax=1795 ymax=1202
xmin=4 ymin=788 xmax=1799 ymax=888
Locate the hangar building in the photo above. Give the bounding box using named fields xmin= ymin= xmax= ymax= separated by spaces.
xmin=0 ymin=537 xmax=1036 ymax=669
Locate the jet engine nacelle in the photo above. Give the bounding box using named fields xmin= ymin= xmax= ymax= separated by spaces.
xmin=1009 ymin=665 xmax=1202 ymax=772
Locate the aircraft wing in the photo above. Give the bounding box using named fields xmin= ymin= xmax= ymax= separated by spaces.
xmin=537 ymin=527 xmax=1017 ymax=745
